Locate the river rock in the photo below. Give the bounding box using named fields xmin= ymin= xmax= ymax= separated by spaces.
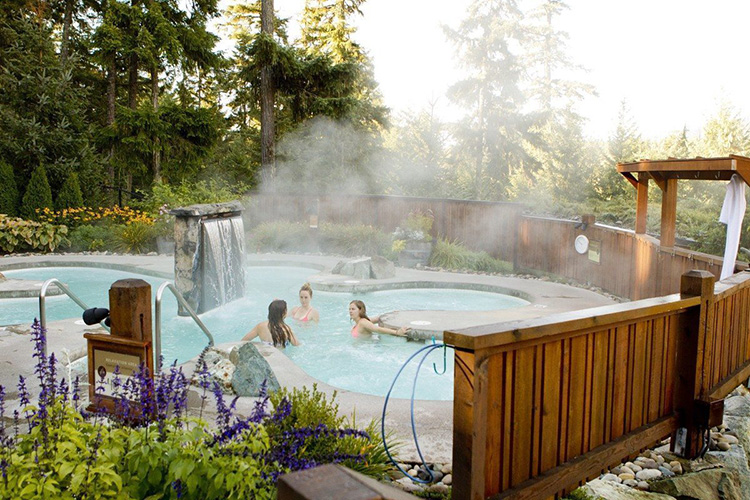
xmin=443 ymin=474 xmax=452 ymax=485
xmin=658 ymin=466 xmax=674 ymax=478
xmin=230 ymin=342 xmax=280 ymax=396
xmin=636 ymin=458 xmax=658 ymax=469
xmin=601 ymin=473 xmax=621 ymax=483
xmin=636 ymin=481 xmax=649 ymax=490
xmin=427 ymin=483 xmax=449 ymax=494
xmin=0 ymin=272 xmax=5 ymax=282
xmin=618 ymin=473 xmax=635 ymax=481
xmin=635 ymin=469 xmax=662 ymax=481
xmin=441 ymin=464 xmax=452 ymax=474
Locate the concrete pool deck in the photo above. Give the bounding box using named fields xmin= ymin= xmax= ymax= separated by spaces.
xmin=0 ymin=252 xmax=617 ymax=463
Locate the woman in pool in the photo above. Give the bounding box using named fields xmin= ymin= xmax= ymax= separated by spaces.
xmin=290 ymin=283 xmax=319 ymax=323
xmin=349 ymin=300 xmax=410 ymax=338
xmin=242 ymin=299 xmax=300 ymax=348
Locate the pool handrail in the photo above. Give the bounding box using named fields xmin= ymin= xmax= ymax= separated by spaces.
xmin=39 ymin=278 xmax=111 ymax=356
xmin=154 ymin=281 xmax=214 ymax=371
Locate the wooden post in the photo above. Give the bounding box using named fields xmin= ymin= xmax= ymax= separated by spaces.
xmin=660 ymin=178 xmax=677 ymax=247
xmin=85 ymin=279 xmax=154 ymax=413
xmin=635 ymin=174 xmax=648 ymax=234
xmin=671 ymin=270 xmax=715 ymax=457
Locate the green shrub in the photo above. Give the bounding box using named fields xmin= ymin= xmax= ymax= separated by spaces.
xmin=249 ymin=220 xmax=310 ymax=252
xmin=268 ymin=385 xmax=397 ymax=479
xmin=402 ymin=209 xmax=434 ymax=239
xmin=319 ymin=222 xmax=392 ymax=257
xmin=113 ymin=221 xmax=157 ymax=254
xmin=0 ymin=160 xmax=18 ymax=216
xmin=20 ymin=164 xmax=53 ymax=220
xmin=135 ymin=179 xmax=248 ymax=213
xmin=55 ymin=171 xmax=84 ymax=210
xmin=67 ymin=224 xmax=115 ymax=252
xmin=429 ymin=238 xmax=512 ymax=273
xmin=0 ymin=215 xmax=69 ymax=253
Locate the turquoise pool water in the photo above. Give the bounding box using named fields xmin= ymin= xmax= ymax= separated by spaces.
xmin=1 ymin=266 xmax=529 ymax=400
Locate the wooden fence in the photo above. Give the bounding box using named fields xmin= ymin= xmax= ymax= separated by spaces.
xmin=245 ymin=193 xmax=523 ymax=262
xmin=246 ymin=193 xmax=742 ymax=301
xmin=515 ymin=216 xmax=730 ymax=300
xmin=444 ymin=269 xmax=750 ymax=500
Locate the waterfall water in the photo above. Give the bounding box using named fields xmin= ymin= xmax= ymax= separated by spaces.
xmin=201 ymin=216 xmax=246 ymax=312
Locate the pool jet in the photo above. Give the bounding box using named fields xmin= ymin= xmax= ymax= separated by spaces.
xmin=170 ymin=201 xmax=245 ymax=315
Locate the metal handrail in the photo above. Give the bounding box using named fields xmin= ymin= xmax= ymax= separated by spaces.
xmin=39 ymin=278 xmax=110 ymax=356
xmin=154 ymin=281 xmax=214 ymax=371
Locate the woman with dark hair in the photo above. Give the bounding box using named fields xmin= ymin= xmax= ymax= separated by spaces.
xmin=348 ymin=300 xmax=410 ymax=338
xmin=290 ymin=282 xmax=320 ymax=323
xmin=242 ymin=299 xmax=300 ymax=348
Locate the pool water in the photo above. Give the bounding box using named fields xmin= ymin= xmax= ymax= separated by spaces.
xmin=1 ymin=266 xmax=529 ymax=400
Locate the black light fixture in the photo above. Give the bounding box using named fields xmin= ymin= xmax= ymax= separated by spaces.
xmin=82 ymin=307 xmax=111 ymax=327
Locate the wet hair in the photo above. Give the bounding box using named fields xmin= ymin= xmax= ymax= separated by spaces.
xmin=268 ymin=299 xmax=293 ymax=347
xmin=350 ymin=300 xmax=370 ymax=322
xmin=299 ymin=283 xmax=313 ymax=298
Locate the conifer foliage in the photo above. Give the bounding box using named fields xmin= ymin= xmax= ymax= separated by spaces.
xmin=21 ymin=164 xmax=54 ymax=220
xmin=55 ymin=172 xmax=85 ymax=210
xmin=0 ymin=161 xmax=18 ymax=216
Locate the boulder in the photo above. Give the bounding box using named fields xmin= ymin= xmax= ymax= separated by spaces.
xmin=581 ymin=479 xmax=674 ymax=500
xmin=332 ymin=256 xmax=396 ymax=279
xmin=231 ymin=342 xmax=280 ymax=396
xmin=370 ymin=255 xmax=395 ymax=279
xmin=649 ymin=468 xmax=743 ymax=500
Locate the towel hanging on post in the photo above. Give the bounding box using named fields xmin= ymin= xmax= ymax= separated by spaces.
xmin=719 ymin=174 xmax=746 ymax=280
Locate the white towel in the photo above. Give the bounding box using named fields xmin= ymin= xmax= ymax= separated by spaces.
xmin=719 ymin=174 xmax=746 ymax=280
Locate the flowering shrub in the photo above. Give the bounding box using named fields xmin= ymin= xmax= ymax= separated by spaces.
xmin=0 ymin=215 xmax=68 ymax=253
xmin=36 ymin=206 xmax=156 ymax=228
xmin=0 ymin=321 xmax=394 ymax=498
xmin=394 ymin=210 xmax=434 ymax=243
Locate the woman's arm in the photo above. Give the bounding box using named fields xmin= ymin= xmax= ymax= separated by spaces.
xmin=359 ymin=319 xmax=409 ymax=337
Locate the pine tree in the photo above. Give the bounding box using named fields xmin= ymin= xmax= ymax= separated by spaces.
xmin=699 ymin=99 xmax=750 ymax=157
xmin=445 ymin=0 xmax=535 ymax=200
xmin=55 ymin=172 xmax=85 ymax=210
xmin=0 ymin=161 xmax=18 ymax=216
xmin=21 ymin=165 xmax=54 ymax=220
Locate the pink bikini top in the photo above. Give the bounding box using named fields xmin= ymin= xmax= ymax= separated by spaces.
xmin=351 ymin=324 xmax=360 ymax=338
xmin=299 ymin=308 xmax=311 ymax=322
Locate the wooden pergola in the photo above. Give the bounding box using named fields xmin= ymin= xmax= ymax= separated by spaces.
xmin=617 ymin=155 xmax=750 ymax=247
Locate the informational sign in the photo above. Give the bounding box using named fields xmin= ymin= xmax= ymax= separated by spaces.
xmin=92 ymin=349 xmax=143 ymax=399
xmin=588 ymin=240 xmax=601 ymax=263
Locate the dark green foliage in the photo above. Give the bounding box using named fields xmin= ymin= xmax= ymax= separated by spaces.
xmin=55 ymin=172 xmax=84 ymax=210
xmin=429 ymin=239 xmax=512 ymax=273
xmin=20 ymin=164 xmax=54 ymax=220
xmin=0 ymin=160 xmax=18 ymax=216
xmin=318 ymin=222 xmax=392 ymax=256
xmin=66 ymin=224 xmax=115 ymax=252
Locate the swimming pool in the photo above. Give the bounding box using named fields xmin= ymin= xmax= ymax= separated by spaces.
xmin=1 ymin=266 xmax=529 ymax=400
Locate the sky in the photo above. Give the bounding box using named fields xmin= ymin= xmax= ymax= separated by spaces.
xmin=227 ymin=0 xmax=750 ymax=140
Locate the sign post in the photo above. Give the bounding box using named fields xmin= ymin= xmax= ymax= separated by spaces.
xmin=84 ymin=279 xmax=153 ymax=413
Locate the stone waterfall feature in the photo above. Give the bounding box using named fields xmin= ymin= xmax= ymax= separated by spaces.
xmin=170 ymin=201 xmax=245 ymax=314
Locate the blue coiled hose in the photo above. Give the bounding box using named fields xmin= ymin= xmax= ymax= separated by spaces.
xmin=381 ymin=341 xmax=454 ymax=484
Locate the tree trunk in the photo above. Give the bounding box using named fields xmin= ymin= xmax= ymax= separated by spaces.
xmin=151 ymin=64 xmax=161 ymax=183
xmin=60 ymin=0 xmax=73 ymax=63
xmin=260 ymin=0 xmax=276 ymax=185
xmin=107 ymin=56 xmax=117 ymax=197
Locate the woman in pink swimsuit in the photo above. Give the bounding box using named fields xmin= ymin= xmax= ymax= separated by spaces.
xmin=290 ymin=283 xmax=320 ymax=323
xmin=348 ymin=300 xmax=410 ymax=338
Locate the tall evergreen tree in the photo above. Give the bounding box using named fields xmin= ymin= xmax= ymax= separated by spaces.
xmin=0 ymin=161 xmax=18 ymax=216
xmin=520 ymin=0 xmax=594 ymax=203
xmin=699 ymin=99 xmax=750 ymax=157
xmin=21 ymin=164 xmax=54 ymax=220
xmin=445 ymin=0 xmax=535 ymax=200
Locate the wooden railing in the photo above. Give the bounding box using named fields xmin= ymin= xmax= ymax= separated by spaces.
xmin=445 ymin=270 xmax=750 ymax=500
